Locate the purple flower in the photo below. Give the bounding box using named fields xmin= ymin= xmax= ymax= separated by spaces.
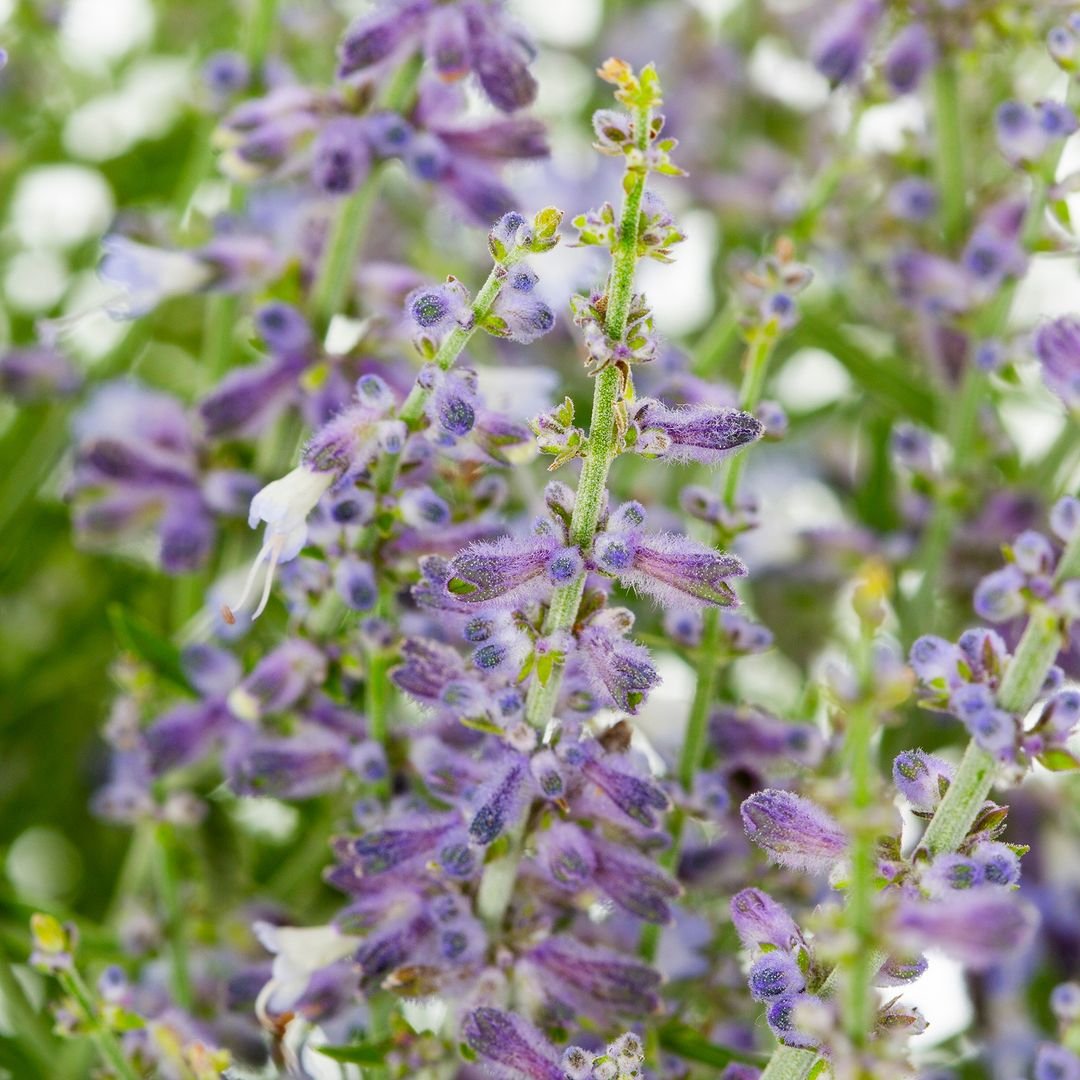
xmin=535 ymin=821 xmax=596 ymax=892
xmin=577 ymin=624 xmax=659 ymax=714
xmin=766 ymin=995 xmax=822 ymax=1050
xmin=525 ymin=937 xmax=662 ymax=1020
xmin=810 ymin=0 xmax=881 ymax=85
xmin=462 ymin=1007 xmax=564 ymax=1080
xmin=425 ymin=6 xmax=469 ymax=80
xmin=579 ymin=751 xmax=670 ymax=830
xmin=0 ymin=347 xmax=81 ymax=401
xmin=892 ymin=891 xmax=1039 ymax=969
xmin=892 ymin=749 xmax=954 ymax=813
xmin=589 ymin=833 xmax=682 ymax=923
xmin=748 ymin=952 xmax=806 ymax=1001
xmin=406 ymin=280 xmax=470 ymax=334
xmin=444 ymin=532 xmax=564 ymax=608
xmin=730 ymin=888 xmax=806 ymax=952
xmin=972 ymin=840 xmax=1021 ymax=886
xmin=996 ymin=101 xmax=1050 ymax=164
xmin=202 ymin=49 xmax=249 ymax=100
xmin=1034 ymin=316 xmax=1080 ymax=410
xmin=334 ymin=557 xmax=378 ymax=611
xmin=740 ymin=789 xmax=848 ymax=873
xmin=226 ymin=639 xmax=326 ymax=722
xmin=227 ymin=727 xmax=350 ymax=799
xmin=1035 ymin=1045 xmax=1080 ymax=1080
xmin=339 ymin=815 xmax=462 ymax=876
xmin=883 ymin=23 xmax=936 ymax=95
xmin=490 ymin=291 xmax=556 ymax=343
xmin=255 ymin=301 xmax=313 ymax=354
xmin=337 ymin=2 xmax=425 ymax=79
xmin=199 ymin=352 xmax=309 ymax=438
xmin=631 ymin=399 xmax=763 ymax=464
xmin=468 ymin=22 xmax=538 ymax=114
xmin=594 ymin=521 xmax=747 ymax=609
xmin=311 ymin=117 xmax=371 ymax=195
xmin=468 ymin=758 xmax=528 ymax=845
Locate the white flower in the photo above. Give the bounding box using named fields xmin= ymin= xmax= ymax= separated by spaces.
xmin=253 ymin=921 xmax=359 ymax=1019
xmin=224 ymin=465 xmax=333 ymax=622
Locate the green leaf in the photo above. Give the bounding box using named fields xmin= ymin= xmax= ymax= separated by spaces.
xmin=659 ymin=1024 xmax=768 ymax=1069
xmin=107 ymin=604 xmax=192 ymax=691
xmin=315 ymin=1040 xmax=393 ymax=1065
xmin=1037 ymin=747 xmax=1080 ymax=771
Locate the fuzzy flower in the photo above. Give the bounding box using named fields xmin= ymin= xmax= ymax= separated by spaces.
xmin=462 ymin=1007 xmax=564 ymax=1080
xmin=730 ymin=888 xmax=807 ymax=952
xmin=594 ymin=503 xmax=747 ymax=609
xmin=630 ymin=398 xmax=763 ymax=464
xmin=892 ymin=891 xmax=1038 ymax=970
xmin=892 ymin=749 xmax=954 ymax=813
xmin=443 ymin=531 xmax=572 ymax=608
xmin=810 ymin=0 xmax=881 ymax=86
xmin=740 ymin=789 xmax=848 ymax=873
xmin=883 ymin=23 xmax=936 ymax=95
xmin=1034 ymin=316 xmax=1080 ymax=410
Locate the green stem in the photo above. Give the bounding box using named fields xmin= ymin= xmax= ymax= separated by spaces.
xmin=692 ymin=297 xmax=738 ymax=375
xmin=721 ymin=328 xmax=777 ymax=508
xmin=523 ymin=107 xmax=652 ymax=732
xmin=759 ymin=1046 xmax=819 ymax=1080
xmin=243 ymin=0 xmax=278 ymax=70
xmin=1032 ymin=416 xmax=1080 ymax=494
xmin=309 ymin=177 xmax=382 ymax=331
xmin=931 ymin=60 xmax=965 ymax=249
xmin=475 ymin=820 xmax=526 ymax=931
xmin=359 ymin=263 xmax=508 ymax=558
xmin=0 ymin=948 xmax=54 ymax=1073
xmin=152 ymin=823 xmax=193 ymax=1011
xmin=58 ymin=968 xmax=141 ymax=1080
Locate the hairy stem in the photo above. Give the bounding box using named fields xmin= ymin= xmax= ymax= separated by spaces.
xmin=523 ymin=102 xmax=653 ymax=732
xmin=361 ymin=262 xmax=508 ymax=552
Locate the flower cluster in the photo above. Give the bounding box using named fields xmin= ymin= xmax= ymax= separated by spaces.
xmin=9 ymin=2 xmax=1080 ymax=1079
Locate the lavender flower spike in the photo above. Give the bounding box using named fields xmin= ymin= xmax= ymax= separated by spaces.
xmin=741 ymin=789 xmax=848 ymax=873
xmin=462 ymin=1007 xmax=564 ymax=1080
xmin=631 ymin=399 xmax=764 ymax=464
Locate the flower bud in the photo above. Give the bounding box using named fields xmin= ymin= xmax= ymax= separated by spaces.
xmin=740 ymin=789 xmax=848 ymax=873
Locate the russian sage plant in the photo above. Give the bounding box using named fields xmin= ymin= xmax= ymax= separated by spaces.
xmin=3 ymin=2 xmax=1080 ymax=1079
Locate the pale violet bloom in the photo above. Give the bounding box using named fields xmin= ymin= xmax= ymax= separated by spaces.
xmin=225 ymin=465 xmax=333 ymax=622
xmin=99 ymin=236 xmax=217 ymax=318
xmin=252 ymin=921 xmax=360 ymax=1019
